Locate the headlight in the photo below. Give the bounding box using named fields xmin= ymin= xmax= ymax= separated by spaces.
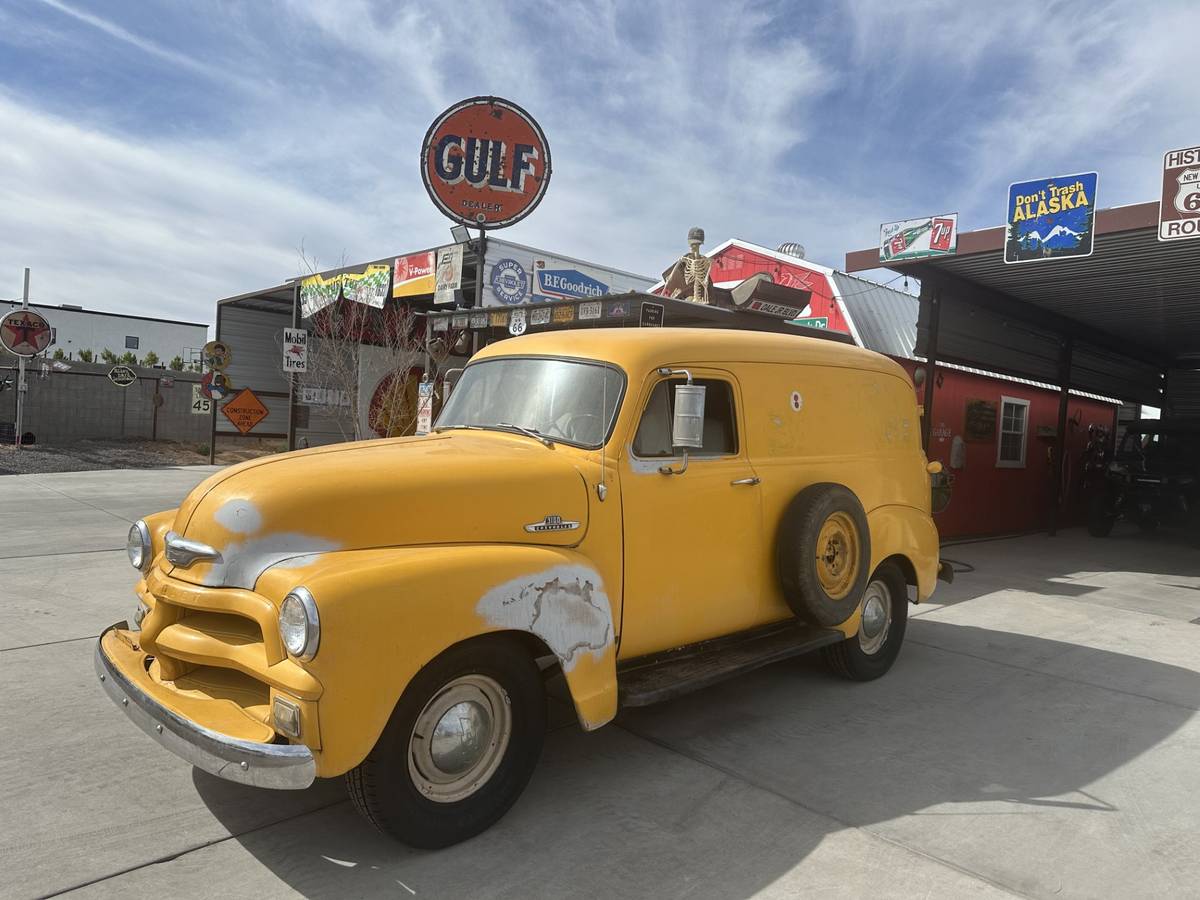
xmin=127 ymin=520 xmax=152 ymax=572
xmin=279 ymin=587 xmax=320 ymax=660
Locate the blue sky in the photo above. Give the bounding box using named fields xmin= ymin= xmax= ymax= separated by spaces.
xmin=0 ymin=0 xmax=1196 ymax=322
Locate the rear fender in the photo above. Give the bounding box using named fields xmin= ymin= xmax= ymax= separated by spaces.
xmin=866 ymin=505 xmax=940 ymax=602
xmin=255 ymin=545 xmax=618 ymax=777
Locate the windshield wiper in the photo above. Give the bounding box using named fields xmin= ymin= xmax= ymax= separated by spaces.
xmin=494 ymin=422 xmax=555 ymax=447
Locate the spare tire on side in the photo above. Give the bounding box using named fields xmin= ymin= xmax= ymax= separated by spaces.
xmin=777 ymin=483 xmax=871 ymax=626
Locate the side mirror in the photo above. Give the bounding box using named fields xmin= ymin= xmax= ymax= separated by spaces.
xmin=659 ymin=376 xmax=705 ymax=475
xmin=671 ymin=383 xmax=706 ymax=449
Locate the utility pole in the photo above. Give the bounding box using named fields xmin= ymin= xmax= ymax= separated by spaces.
xmin=14 ymin=268 xmax=29 ymax=452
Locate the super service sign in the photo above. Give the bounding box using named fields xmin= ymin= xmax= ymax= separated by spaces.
xmin=421 ymin=97 xmax=551 ymax=229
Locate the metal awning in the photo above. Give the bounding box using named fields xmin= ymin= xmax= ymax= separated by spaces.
xmin=846 ymin=202 xmax=1200 ymax=407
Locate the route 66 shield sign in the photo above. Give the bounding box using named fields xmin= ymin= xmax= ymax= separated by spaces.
xmin=1172 ymin=168 xmax=1200 ymax=215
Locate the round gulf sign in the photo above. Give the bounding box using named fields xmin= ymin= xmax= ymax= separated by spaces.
xmin=421 ymin=96 xmax=551 ymax=230
xmin=1 ymin=309 xmax=52 ymax=357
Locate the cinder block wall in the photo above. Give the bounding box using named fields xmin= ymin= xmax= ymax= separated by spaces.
xmin=1 ymin=362 xmax=211 ymax=444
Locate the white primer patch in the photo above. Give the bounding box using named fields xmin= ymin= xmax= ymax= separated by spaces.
xmin=476 ymin=565 xmax=613 ymax=672
xmin=213 ymin=498 xmax=263 ymax=534
xmin=202 ymin=533 xmax=340 ymax=588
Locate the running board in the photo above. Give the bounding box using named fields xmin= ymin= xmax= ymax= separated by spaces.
xmin=617 ymin=622 xmax=846 ymax=708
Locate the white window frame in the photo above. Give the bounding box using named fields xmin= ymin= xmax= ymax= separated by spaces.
xmin=996 ymin=395 xmax=1030 ymax=468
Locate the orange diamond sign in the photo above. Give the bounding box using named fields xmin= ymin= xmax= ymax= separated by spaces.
xmin=221 ymin=388 xmax=268 ymax=434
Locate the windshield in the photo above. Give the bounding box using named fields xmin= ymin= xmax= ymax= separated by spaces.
xmin=435 ymin=357 xmax=625 ymax=449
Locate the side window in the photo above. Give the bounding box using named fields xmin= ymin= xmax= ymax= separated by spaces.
xmin=632 ymin=378 xmax=737 ymax=458
xmin=996 ymin=396 xmax=1029 ymax=468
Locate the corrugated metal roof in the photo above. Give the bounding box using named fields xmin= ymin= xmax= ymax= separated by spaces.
xmin=829 ymin=271 xmax=918 ymax=359
xmin=926 ymin=226 xmax=1199 ymax=363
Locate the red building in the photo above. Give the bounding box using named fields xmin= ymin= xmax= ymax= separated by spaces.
xmin=671 ymin=239 xmax=1118 ymax=540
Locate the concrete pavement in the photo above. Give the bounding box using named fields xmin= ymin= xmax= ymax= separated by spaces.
xmin=1 ymin=467 xmax=1197 ymax=898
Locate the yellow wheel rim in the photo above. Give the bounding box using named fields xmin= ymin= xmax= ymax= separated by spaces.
xmin=815 ymin=511 xmax=859 ymax=600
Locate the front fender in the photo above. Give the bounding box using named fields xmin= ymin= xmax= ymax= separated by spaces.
xmin=867 ymin=504 xmax=940 ymax=602
xmin=255 ymin=545 xmax=618 ymax=778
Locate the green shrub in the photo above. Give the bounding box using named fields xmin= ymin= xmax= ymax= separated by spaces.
xmin=141 ymin=351 xmax=159 ymax=367
xmin=78 ymin=349 xmax=94 ymax=363
xmin=168 ymin=355 xmax=185 ymax=371
xmin=52 ymin=348 xmax=67 ymax=361
xmin=100 ymin=349 xmax=117 ymax=364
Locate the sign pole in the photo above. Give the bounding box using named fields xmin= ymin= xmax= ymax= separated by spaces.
xmin=14 ymin=268 xmax=29 ymax=452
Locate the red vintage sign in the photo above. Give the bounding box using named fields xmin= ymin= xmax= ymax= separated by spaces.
xmin=1 ymin=309 xmax=52 ymax=357
xmin=421 ymin=96 xmax=551 ymax=229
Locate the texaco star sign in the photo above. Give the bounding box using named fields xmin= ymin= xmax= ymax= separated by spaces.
xmin=0 ymin=309 xmax=53 ymax=357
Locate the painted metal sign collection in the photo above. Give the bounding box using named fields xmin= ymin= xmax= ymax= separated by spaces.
xmin=1158 ymin=145 xmax=1200 ymax=242
xmin=420 ymin=96 xmax=551 ymax=229
xmin=1004 ymin=172 xmax=1098 ymax=264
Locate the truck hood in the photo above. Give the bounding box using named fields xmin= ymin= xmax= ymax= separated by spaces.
xmin=164 ymin=431 xmax=591 ymax=589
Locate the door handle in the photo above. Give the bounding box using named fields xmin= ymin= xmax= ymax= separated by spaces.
xmin=731 ymin=476 xmax=760 ymax=486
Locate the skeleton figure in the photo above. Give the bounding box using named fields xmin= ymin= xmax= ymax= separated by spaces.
xmin=662 ymin=226 xmax=713 ymax=304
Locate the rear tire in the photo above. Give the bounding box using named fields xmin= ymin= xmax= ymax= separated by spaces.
xmin=346 ymin=636 xmax=546 ymax=848
xmin=823 ymin=562 xmax=909 ymax=681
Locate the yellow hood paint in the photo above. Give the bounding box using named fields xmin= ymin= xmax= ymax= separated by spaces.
xmin=166 ymin=431 xmax=590 ymax=590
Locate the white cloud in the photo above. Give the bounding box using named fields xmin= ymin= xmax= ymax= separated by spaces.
xmin=0 ymin=91 xmax=381 ymax=319
xmin=1 ymin=0 xmax=1195 ymax=320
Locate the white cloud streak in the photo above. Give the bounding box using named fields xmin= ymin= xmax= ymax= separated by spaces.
xmin=0 ymin=0 xmax=1196 ymax=321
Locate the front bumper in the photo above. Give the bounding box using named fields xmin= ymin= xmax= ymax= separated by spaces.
xmin=95 ymin=621 xmax=316 ymax=790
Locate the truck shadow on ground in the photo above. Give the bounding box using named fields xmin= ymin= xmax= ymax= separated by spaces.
xmin=195 ymin=620 xmax=1200 ymax=899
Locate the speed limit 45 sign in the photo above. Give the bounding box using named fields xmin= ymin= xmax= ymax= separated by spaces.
xmin=191 ymin=382 xmax=212 ymax=415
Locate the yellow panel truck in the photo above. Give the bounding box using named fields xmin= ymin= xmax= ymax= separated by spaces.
xmin=98 ymin=328 xmax=949 ymax=847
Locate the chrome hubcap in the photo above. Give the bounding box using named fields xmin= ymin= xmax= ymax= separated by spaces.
xmin=409 ymin=675 xmax=512 ymax=804
xmin=857 ymin=580 xmax=892 ymax=656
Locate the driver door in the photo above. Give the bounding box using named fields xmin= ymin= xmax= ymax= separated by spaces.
xmin=618 ymin=369 xmax=769 ymax=659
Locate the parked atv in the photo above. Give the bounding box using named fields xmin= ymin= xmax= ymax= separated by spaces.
xmin=1088 ymin=419 xmax=1200 ymax=537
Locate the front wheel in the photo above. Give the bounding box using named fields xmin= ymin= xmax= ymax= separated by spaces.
xmin=823 ymin=562 xmax=909 ymax=681
xmin=346 ymin=637 xmax=546 ymax=848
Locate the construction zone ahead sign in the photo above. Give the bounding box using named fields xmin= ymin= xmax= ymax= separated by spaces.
xmin=222 ymin=388 xmax=268 ymax=434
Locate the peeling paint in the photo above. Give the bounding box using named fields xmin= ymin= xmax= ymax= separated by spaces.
xmin=213 ymin=498 xmax=262 ymax=534
xmin=476 ymin=565 xmax=613 ymax=671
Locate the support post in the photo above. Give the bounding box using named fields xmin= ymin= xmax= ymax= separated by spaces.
xmin=920 ymin=283 xmax=941 ymax=452
xmin=287 ymin=282 xmax=300 ymax=452
xmin=14 ymin=268 xmax=29 ymax=451
xmin=152 ymin=377 xmax=160 ymax=441
xmin=471 ymin=228 xmax=486 ymax=355
xmin=1049 ymin=336 xmax=1074 ymax=536
xmin=208 ymin=303 xmax=221 ymax=465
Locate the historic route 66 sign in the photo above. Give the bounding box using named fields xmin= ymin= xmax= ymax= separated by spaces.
xmin=508 ymin=308 xmax=528 ymax=336
xmin=1159 ymin=146 xmax=1200 ymax=242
